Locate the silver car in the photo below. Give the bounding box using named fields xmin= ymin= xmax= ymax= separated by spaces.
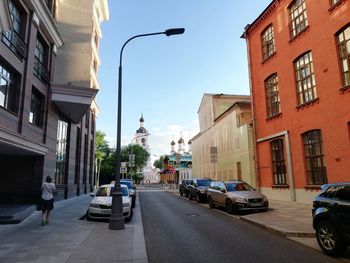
xmin=207 ymin=180 xmax=268 ymax=214
xmin=86 ymin=184 xmax=133 ymax=221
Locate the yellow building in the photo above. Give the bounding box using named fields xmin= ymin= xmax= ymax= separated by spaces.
xmin=191 ymin=94 xmax=256 ymax=187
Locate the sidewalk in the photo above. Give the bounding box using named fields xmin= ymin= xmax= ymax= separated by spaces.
xmin=0 ymin=194 xmax=148 ymax=263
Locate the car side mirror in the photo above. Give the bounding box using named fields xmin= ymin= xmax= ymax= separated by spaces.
xmin=221 ymin=189 xmax=226 ymax=193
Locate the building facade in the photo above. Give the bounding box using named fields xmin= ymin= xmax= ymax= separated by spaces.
xmin=242 ymin=0 xmax=350 ymax=203
xmin=191 ymin=94 xmax=256 ymax=187
xmin=0 ymin=0 xmax=108 ymax=206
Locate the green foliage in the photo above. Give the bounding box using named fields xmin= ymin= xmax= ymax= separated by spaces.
xmin=153 ymin=155 xmax=165 ymax=170
xmin=121 ymin=144 xmax=150 ymax=173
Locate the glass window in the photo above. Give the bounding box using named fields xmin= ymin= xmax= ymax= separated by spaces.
xmin=302 ymin=130 xmax=327 ymax=185
xmin=335 ymin=185 xmax=350 ymax=201
xmin=226 ymin=182 xmax=254 ymax=192
xmin=55 ymin=117 xmax=69 ymax=184
xmin=197 ymin=179 xmax=212 ymax=187
xmin=96 ymin=186 xmax=108 ymax=197
xmin=270 ymin=139 xmax=287 ymax=185
xmin=0 ymin=63 xmax=19 ymax=113
xmin=320 ymin=186 xmax=337 ymax=198
xmin=289 ymin=0 xmax=308 ymax=37
xmin=337 ymin=25 xmax=350 ymax=87
xmin=261 ymin=25 xmax=275 ymax=60
xmin=35 ymin=38 xmax=45 ymax=64
xmin=265 ymin=74 xmax=281 ymax=117
xmin=29 ymin=88 xmax=44 ymax=127
xmin=294 ymin=52 xmax=317 ymax=105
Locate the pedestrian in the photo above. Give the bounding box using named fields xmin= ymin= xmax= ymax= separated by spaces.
xmin=41 ymin=176 xmax=56 ymax=226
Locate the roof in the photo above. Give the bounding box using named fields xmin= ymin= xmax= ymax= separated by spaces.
xmin=165 ymin=153 xmax=192 ymax=162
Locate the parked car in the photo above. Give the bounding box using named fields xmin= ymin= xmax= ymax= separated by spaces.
xmin=207 ymin=180 xmax=268 ymax=213
xmin=188 ymin=178 xmax=212 ymax=202
xmin=120 ymin=180 xmax=136 ymax=208
xmin=86 ymin=183 xmax=133 ymax=221
xmin=179 ymin=179 xmax=192 ymax=197
xmin=312 ymin=183 xmax=350 ymax=256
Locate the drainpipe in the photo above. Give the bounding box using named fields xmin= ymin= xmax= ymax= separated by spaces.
xmin=241 ymin=26 xmax=261 ymax=191
xmin=257 ymin=131 xmax=296 ymax=202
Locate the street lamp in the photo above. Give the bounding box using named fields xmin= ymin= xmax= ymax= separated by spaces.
xmin=109 ymin=28 xmax=185 ymax=230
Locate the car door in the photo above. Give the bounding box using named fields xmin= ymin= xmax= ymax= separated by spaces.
xmin=189 ymin=179 xmax=196 ymax=197
xmin=217 ymin=182 xmax=227 ymax=206
xmin=333 ymin=185 xmax=350 ymax=237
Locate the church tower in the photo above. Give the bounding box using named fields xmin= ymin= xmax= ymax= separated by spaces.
xmin=135 ymin=114 xmax=150 ymax=153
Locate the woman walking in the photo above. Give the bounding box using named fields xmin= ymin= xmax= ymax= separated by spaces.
xmin=41 ymin=176 xmax=56 ymax=226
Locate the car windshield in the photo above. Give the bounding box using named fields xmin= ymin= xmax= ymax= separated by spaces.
xmin=95 ymin=186 xmax=109 ymax=196
xmin=120 ymin=181 xmax=133 ymax=189
xmin=95 ymin=186 xmax=128 ymax=197
xmin=226 ymin=182 xmax=254 ymax=192
xmin=197 ymin=180 xmax=211 ymax=187
xmin=120 ymin=187 xmax=128 ymax=197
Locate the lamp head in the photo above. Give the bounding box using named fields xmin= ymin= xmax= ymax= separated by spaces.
xmin=164 ymin=28 xmax=185 ymax=36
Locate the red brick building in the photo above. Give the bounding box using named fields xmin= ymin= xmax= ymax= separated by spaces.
xmin=242 ymin=0 xmax=350 ymax=203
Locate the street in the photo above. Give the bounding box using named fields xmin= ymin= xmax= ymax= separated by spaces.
xmin=139 ymin=189 xmax=341 ymax=263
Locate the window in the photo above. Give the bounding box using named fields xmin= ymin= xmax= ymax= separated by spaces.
xmin=330 ymin=0 xmax=341 ymax=5
xmin=294 ymin=52 xmax=317 ymax=105
xmin=336 ymin=185 xmax=350 ymax=201
xmin=2 ymin=0 xmax=26 ymax=59
xmin=302 ymin=130 xmax=327 ymax=185
xmin=289 ymin=0 xmax=308 ymax=38
xmin=35 ymin=38 xmax=45 ymax=64
xmin=55 ymin=116 xmax=69 ymax=184
xmin=265 ymin=74 xmax=280 ymax=117
xmin=74 ymin=127 xmax=81 ymax=185
xmin=0 ymin=62 xmax=19 ymax=113
xmin=29 ymin=87 xmax=44 ymax=127
xmin=337 ymin=25 xmax=350 ymax=87
xmin=85 ymin=110 xmax=90 ymax=128
xmin=91 ymin=112 xmax=95 ymax=134
xmin=261 ymin=25 xmax=275 ymax=60
xmin=270 ymin=140 xmax=287 ymax=185
xmin=33 ymin=37 xmax=50 ymax=84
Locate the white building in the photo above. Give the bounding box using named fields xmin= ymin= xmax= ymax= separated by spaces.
xmin=135 ymin=115 xmax=159 ymax=184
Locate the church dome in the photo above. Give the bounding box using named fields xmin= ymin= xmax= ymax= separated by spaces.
xmin=171 ymin=140 xmax=175 ymax=146
xmin=178 ymin=137 xmax=184 ymax=144
xmin=136 ymin=127 xmax=147 ymax=133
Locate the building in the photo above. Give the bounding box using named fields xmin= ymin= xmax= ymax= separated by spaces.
xmin=134 ymin=114 xmax=159 ymax=183
xmin=0 ymin=1 xmax=11 ymax=33
xmin=242 ymin=0 xmax=350 ymax=203
xmin=191 ymin=94 xmax=256 ymax=187
xmin=0 ymin=0 xmax=108 ymax=207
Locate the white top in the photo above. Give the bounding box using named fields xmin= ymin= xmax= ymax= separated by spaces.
xmin=41 ymin=182 xmax=56 ymax=200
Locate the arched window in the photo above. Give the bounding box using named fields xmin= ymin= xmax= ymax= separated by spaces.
xmin=289 ymin=0 xmax=308 ymax=37
xmin=261 ymin=24 xmax=275 ymax=60
xmin=336 ymin=24 xmax=350 ymax=87
xmin=265 ymin=73 xmax=280 ymax=117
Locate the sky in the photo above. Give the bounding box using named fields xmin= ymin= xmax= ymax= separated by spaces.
xmin=97 ymin=0 xmax=272 ymax=164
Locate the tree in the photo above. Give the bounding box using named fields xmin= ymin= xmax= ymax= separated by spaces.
xmin=94 ymin=131 xmax=110 ymax=186
xmin=121 ymin=144 xmax=150 ymax=183
xmin=153 ymin=155 xmax=165 ymax=170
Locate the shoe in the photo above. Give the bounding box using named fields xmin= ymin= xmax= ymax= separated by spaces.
xmin=45 ymin=220 xmax=49 ymax=225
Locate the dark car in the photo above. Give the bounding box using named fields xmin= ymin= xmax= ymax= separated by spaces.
xmin=120 ymin=180 xmax=136 ymax=208
xmin=179 ymin=179 xmax=192 ymax=197
xmin=188 ymin=178 xmax=212 ymax=203
xmin=312 ymin=183 xmax=350 ymax=256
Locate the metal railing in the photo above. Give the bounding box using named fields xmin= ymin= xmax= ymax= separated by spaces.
xmin=33 ymin=56 xmax=50 ymax=85
xmin=1 ymin=30 xmax=27 ymax=59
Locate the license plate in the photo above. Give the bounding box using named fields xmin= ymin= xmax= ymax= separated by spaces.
xmin=249 ymin=203 xmax=262 ymax=207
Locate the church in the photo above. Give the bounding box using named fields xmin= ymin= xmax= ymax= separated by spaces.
xmin=134 ymin=115 xmax=160 ymax=184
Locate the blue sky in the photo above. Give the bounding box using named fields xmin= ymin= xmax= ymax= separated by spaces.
xmin=97 ymin=0 xmax=272 ymax=163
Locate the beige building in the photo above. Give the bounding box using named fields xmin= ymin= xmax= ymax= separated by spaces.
xmin=191 ymin=94 xmax=256 ymax=187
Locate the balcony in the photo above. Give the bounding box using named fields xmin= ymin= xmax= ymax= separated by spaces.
xmin=33 ymin=56 xmax=50 ymax=85
xmin=1 ymin=30 xmax=27 ymax=60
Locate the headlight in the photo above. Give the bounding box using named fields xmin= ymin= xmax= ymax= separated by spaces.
xmin=263 ymin=196 xmax=268 ymax=202
xmin=90 ymin=203 xmax=99 ymax=208
xmin=235 ymin=198 xmax=247 ymax=203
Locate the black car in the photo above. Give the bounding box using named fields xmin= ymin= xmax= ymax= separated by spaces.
xmin=188 ymin=178 xmax=212 ymax=203
xmin=312 ymin=183 xmax=350 ymax=256
xmin=179 ymin=179 xmax=192 ymax=197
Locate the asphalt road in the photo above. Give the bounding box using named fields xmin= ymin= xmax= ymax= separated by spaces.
xmin=139 ymin=190 xmax=341 ymax=263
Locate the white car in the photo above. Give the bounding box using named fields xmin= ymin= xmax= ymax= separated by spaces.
xmin=86 ymin=184 xmax=133 ymax=221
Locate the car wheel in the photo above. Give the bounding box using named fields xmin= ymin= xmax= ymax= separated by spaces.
xmin=208 ymin=197 xmax=215 ymax=209
xmin=226 ymin=199 xmax=234 ymax=214
xmin=196 ymin=193 xmax=201 ymax=203
xmin=180 ymin=189 xmax=183 ymax=196
xmin=85 ymin=210 xmax=92 ymax=221
xmin=316 ymin=221 xmax=346 ymax=256
xmin=188 ymin=191 xmax=192 ymax=200
xmin=126 ymin=208 xmax=133 ymax=222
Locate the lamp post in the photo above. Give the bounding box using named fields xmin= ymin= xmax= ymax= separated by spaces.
xmin=109 ymin=28 xmax=185 ymax=230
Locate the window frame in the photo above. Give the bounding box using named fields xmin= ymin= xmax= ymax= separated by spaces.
xmin=302 ymin=130 xmax=328 ymax=185
xmin=265 ymin=73 xmax=281 ymax=118
xmin=336 ymin=24 xmax=350 ymax=88
xmin=55 ymin=116 xmax=70 ymax=185
xmin=0 ymin=62 xmax=19 ymax=114
xmin=270 ymin=139 xmax=287 ymax=185
xmin=294 ymin=51 xmax=317 ymax=105
xmin=261 ymin=24 xmax=276 ymax=61
xmin=289 ymin=0 xmax=309 ymax=38
xmin=29 ymin=87 xmax=45 ymax=127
